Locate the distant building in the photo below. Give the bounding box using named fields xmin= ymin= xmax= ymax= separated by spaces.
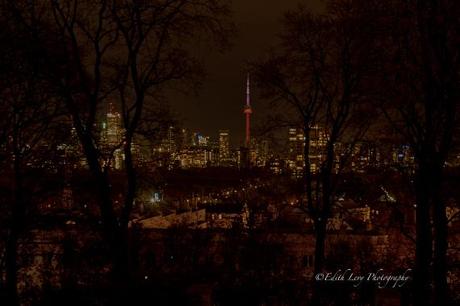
xmin=256 ymin=139 xmax=270 ymax=167
xmin=100 ymin=103 xmax=124 ymax=169
xmin=218 ymin=129 xmax=231 ymax=166
xmin=176 ymin=146 xmax=215 ymax=168
xmin=177 ymin=128 xmax=190 ymax=149
xmin=206 ymin=203 xmax=249 ymax=229
xmin=287 ymin=128 xmax=304 ymax=178
xmin=392 ymin=144 xmax=415 ymax=168
xmin=134 ymin=209 xmax=207 ymax=229
xmin=348 ymin=141 xmax=382 ymax=172
xmin=158 ymin=126 xmax=176 ymax=153
xmin=268 ymin=157 xmax=283 ymax=175
xmin=105 ymin=103 xmax=123 ymax=145
xmin=309 ymin=125 xmax=327 ymax=173
xmin=63 ymin=126 xmax=87 ymax=168
xmin=287 ymin=126 xmax=327 ymax=178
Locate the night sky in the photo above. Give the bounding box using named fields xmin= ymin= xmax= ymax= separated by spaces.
xmin=169 ymin=0 xmax=323 ymax=146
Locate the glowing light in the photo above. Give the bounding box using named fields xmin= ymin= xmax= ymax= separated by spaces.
xmin=151 ymin=192 xmax=161 ymax=203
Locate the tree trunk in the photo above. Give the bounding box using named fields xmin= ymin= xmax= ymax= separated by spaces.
xmin=312 ymin=217 xmax=327 ymax=306
xmin=313 ymin=218 xmax=327 ymax=275
xmin=5 ymin=153 xmax=24 ymax=306
xmin=303 ymin=125 xmax=313 ymax=211
xmin=5 ymin=232 xmax=19 ymax=306
xmin=311 ymin=135 xmax=335 ymax=306
xmin=432 ymin=165 xmax=449 ymax=306
xmin=109 ymin=141 xmax=137 ymax=304
xmin=109 ymin=228 xmax=131 ymax=306
xmin=433 ymin=198 xmax=448 ymax=306
xmin=77 ymin=130 xmax=131 ymax=302
xmin=413 ymin=162 xmax=434 ymax=306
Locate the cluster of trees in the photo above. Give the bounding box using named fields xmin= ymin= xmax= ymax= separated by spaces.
xmin=0 ymin=0 xmax=459 ymax=305
xmin=253 ymin=0 xmax=460 ymax=305
xmin=0 ymin=0 xmax=233 ymax=305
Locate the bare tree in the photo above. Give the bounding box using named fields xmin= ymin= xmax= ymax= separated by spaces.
xmin=0 ymin=9 xmax=65 ymax=304
xmin=379 ymin=1 xmax=460 ymax=305
xmin=252 ymin=10 xmax=326 ymax=220
xmin=253 ymin=1 xmax=379 ymax=304
xmin=4 ymin=0 xmax=234 ymax=300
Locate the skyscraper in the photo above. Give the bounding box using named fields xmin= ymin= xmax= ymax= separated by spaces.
xmin=101 ymin=103 xmax=124 ymax=169
xmin=256 ymin=139 xmax=270 ymax=167
xmin=287 ymin=126 xmax=327 ymax=177
xmin=106 ymin=103 xmax=122 ymax=146
xmin=309 ymin=125 xmax=327 ymax=173
xmin=287 ymin=128 xmax=305 ymax=178
xmin=219 ymin=129 xmax=230 ymax=165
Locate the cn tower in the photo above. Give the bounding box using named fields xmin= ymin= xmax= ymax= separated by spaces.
xmin=243 ymin=74 xmax=252 ymax=148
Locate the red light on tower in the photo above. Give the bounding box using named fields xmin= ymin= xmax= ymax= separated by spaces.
xmin=243 ymin=74 xmax=252 ymax=148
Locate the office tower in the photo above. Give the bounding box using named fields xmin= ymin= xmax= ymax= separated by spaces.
xmin=219 ymin=129 xmax=230 ymax=165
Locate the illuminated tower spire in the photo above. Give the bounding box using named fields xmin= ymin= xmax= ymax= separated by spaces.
xmin=243 ymin=74 xmax=252 ymax=147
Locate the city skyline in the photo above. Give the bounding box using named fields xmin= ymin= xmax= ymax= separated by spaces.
xmin=97 ymin=102 xmax=424 ymax=174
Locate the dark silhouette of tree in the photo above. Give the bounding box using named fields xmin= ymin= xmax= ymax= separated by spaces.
xmin=2 ymin=0 xmax=234 ymax=303
xmin=253 ymin=1 xmax=379 ymax=304
xmin=0 ymin=8 xmax=66 ymax=305
xmin=378 ymin=1 xmax=460 ymax=305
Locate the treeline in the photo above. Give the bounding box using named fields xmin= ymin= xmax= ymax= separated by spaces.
xmin=252 ymin=1 xmax=460 ymax=305
xmin=0 ymin=1 xmax=234 ymax=305
xmin=0 ymin=0 xmax=459 ymax=306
